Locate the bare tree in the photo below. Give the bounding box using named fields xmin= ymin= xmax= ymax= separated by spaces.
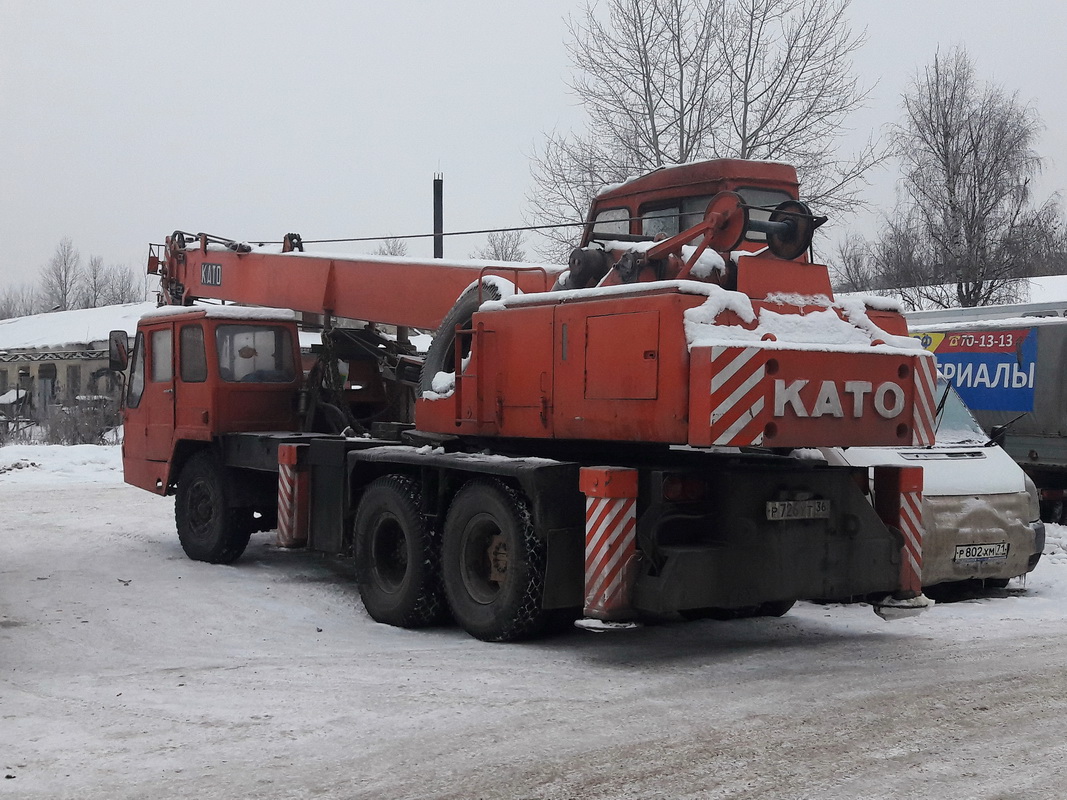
xmin=470 ymin=230 xmax=527 ymax=262
xmin=881 ymin=48 xmax=1046 ymax=307
xmin=81 ymin=255 xmax=107 ymax=308
xmin=39 ymin=237 xmax=83 ymax=311
xmin=372 ymin=237 xmax=409 ymax=257
xmin=102 ymin=265 xmax=142 ymax=305
xmin=0 ymin=282 xmax=43 ymax=319
xmin=830 ymin=234 xmax=880 ymax=294
xmin=714 ymin=0 xmax=877 ymax=213
xmin=528 ymin=0 xmax=876 ymax=258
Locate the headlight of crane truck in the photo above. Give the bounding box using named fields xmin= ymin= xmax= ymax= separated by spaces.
xmin=111 ymin=159 xmax=936 ymax=641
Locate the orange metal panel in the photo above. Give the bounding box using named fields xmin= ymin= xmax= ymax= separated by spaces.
xmin=450 ymin=305 xmax=556 ymax=438
xmin=553 ymin=293 xmax=693 ymax=442
xmin=688 ymin=346 xmax=928 ymax=448
xmin=584 ymin=311 xmax=660 ymax=400
xmin=579 ymin=466 xmax=640 ymax=498
xmin=735 ymin=255 xmax=834 ymax=300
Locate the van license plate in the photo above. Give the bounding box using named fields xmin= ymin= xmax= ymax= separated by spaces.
xmin=766 ymin=499 xmax=830 ymax=521
xmin=954 ymin=542 xmax=1009 ymax=562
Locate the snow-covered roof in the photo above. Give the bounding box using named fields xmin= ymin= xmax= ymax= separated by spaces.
xmin=0 ymin=302 xmax=157 ymax=351
xmin=841 ymin=275 xmax=1067 ymax=314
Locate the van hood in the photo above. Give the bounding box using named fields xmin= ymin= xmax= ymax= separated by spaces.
xmin=820 ymin=444 xmax=1027 ymax=497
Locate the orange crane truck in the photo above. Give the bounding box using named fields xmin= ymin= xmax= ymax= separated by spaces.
xmin=111 ymin=159 xmax=937 ymax=641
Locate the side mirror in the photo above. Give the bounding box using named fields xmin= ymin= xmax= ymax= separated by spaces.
xmin=989 ymin=424 xmax=1007 ymax=447
xmin=108 ymin=330 xmax=129 ymax=371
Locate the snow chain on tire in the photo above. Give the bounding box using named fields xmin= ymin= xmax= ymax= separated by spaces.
xmin=442 ymin=478 xmax=549 ymax=642
xmin=353 ymin=474 xmax=447 ymax=628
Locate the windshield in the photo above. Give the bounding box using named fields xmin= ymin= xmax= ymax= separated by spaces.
xmin=935 ymin=377 xmax=987 ymax=444
xmin=640 ymin=187 xmax=793 ymax=242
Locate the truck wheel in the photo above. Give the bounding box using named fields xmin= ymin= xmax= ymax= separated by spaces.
xmin=418 ymin=278 xmax=514 ymax=397
xmin=353 ymin=475 xmax=446 ymax=628
xmin=442 ymin=479 xmax=549 ymax=642
xmin=757 ymin=599 xmax=796 ymax=617
xmin=174 ymin=452 xmax=251 ymax=564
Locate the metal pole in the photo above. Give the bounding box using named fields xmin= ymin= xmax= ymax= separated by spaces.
xmin=433 ymin=174 xmax=444 ymax=259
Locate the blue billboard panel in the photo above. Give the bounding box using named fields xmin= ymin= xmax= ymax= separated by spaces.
xmin=912 ymin=328 xmax=1037 ymax=413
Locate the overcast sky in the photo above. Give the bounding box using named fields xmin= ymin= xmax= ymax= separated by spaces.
xmin=2 ymin=1 xmax=1065 ymax=294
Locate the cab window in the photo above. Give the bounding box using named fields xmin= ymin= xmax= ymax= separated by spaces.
xmin=150 ymin=329 xmax=173 ymax=382
xmin=216 ymin=325 xmax=295 ymax=383
xmin=127 ymin=332 xmax=146 ymax=407
xmin=590 ymin=208 xmax=630 ymax=237
xmin=736 ymin=187 xmax=793 ymax=242
xmin=180 ymin=325 xmax=208 ymax=383
xmin=640 ymin=188 xmax=794 ymax=243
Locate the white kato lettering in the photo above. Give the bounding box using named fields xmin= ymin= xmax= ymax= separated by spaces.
xmin=773 ymin=379 xmax=906 ymax=420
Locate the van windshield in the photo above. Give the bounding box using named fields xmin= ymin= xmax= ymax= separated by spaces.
xmin=935 ymin=378 xmax=987 ymax=444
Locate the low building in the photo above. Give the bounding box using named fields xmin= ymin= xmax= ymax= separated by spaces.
xmin=0 ymin=302 xmax=156 ymax=424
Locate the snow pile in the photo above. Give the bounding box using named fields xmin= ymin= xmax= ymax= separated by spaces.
xmin=586 ymin=239 xmax=728 ymax=279
xmin=0 ymin=387 xmax=29 ymax=405
xmin=1044 ymin=523 xmax=1067 ymax=564
xmin=0 ymin=444 xmax=122 ymax=485
xmin=422 ymin=353 xmax=472 ymax=401
xmin=140 ymin=305 xmax=297 ymax=322
xmin=474 ymin=275 xmax=522 ymax=313
xmin=684 ymin=292 xmax=924 ymax=354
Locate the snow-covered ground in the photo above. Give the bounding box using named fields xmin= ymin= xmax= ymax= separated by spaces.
xmin=3 ymin=445 xmax=1067 ymax=799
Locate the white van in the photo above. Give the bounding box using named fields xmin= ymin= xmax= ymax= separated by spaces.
xmin=819 ymin=378 xmax=1045 ymax=589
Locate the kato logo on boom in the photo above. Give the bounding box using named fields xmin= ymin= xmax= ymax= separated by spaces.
xmin=201 ymin=262 xmax=223 ymax=287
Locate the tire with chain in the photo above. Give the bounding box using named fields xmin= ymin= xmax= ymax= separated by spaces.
xmin=353 ymin=475 xmax=447 ymax=628
xmin=174 ymin=451 xmax=252 ymax=564
xmin=442 ymin=479 xmax=549 ymax=642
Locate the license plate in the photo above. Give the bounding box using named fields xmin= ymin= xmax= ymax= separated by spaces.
xmin=954 ymin=542 xmax=1009 ymax=562
xmin=766 ymin=499 xmax=830 ymax=521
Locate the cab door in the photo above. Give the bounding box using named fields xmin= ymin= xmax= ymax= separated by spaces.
xmin=143 ymin=324 xmax=176 ymax=462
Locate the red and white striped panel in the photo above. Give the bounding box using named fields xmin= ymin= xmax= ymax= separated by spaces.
xmin=584 ymin=495 xmax=637 ymax=619
xmin=276 ymin=444 xmax=309 ymax=548
xmin=898 ymin=488 xmax=924 ymax=595
xmin=911 ymin=353 xmax=937 ymax=446
xmin=708 ymin=346 xmax=769 ymax=446
xmin=277 ymin=461 xmax=298 ymax=547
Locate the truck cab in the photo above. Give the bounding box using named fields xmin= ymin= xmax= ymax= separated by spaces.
xmin=582 ymin=158 xmax=802 ymax=256
xmin=120 ymin=306 xmax=301 ymax=495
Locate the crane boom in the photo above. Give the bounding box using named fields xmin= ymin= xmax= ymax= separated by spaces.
xmin=150 ymin=232 xmax=564 ymax=330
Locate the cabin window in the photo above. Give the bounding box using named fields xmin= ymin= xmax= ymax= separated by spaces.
xmin=641 ymin=195 xmax=716 ymax=239
xmin=180 ymin=325 xmax=208 ymax=383
xmin=215 ymin=325 xmax=295 ymax=383
xmin=150 ymin=329 xmax=173 ymax=383
xmin=590 ymin=207 xmax=630 ymax=237
xmin=127 ymin=332 xmax=145 ymax=407
xmin=735 ymin=187 xmax=793 ymax=243
xmin=640 ymin=188 xmax=795 ymax=244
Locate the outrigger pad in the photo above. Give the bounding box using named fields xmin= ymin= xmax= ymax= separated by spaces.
xmin=871 ymin=593 xmax=935 ymax=621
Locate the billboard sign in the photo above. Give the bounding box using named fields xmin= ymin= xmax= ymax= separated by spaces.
xmin=912 ymin=328 xmax=1037 ymax=413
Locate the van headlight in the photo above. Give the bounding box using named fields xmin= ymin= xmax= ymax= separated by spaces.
xmin=1024 ymin=474 xmax=1041 ymax=522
